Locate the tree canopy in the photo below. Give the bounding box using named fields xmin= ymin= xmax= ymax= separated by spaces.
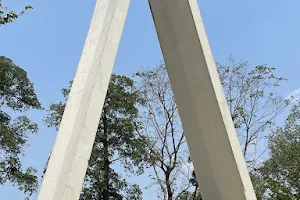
xmin=0 ymin=56 xmax=42 ymax=197
xmin=258 ymin=102 xmax=300 ymax=199
xmin=45 ymin=74 xmax=147 ymax=200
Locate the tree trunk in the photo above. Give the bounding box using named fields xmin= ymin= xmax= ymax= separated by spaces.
xmin=103 ymin=114 xmax=110 ymax=200
xmin=166 ymin=169 xmax=173 ymax=200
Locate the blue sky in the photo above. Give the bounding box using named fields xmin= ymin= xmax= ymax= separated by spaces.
xmin=1 ymin=0 xmax=300 ymax=199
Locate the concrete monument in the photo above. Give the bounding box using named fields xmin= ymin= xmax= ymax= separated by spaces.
xmin=39 ymin=0 xmax=257 ymax=199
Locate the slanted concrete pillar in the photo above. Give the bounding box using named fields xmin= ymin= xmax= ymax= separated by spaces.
xmin=38 ymin=0 xmax=130 ymax=199
xmin=148 ymin=0 xmax=257 ymax=199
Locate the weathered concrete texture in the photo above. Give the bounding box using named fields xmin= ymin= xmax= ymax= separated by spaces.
xmin=38 ymin=0 xmax=130 ymax=199
xmin=148 ymin=0 xmax=257 ymax=199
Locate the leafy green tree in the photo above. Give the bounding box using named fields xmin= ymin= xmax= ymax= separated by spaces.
xmin=45 ymin=74 xmax=146 ymax=200
xmin=0 ymin=56 xmax=42 ymax=196
xmin=259 ymin=102 xmax=300 ymax=199
xmin=0 ymin=0 xmax=32 ymax=26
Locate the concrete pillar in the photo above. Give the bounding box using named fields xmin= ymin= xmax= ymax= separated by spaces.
xmin=38 ymin=0 xmax=130 ymax=199
xmin=148 ymin=0 xmax=257 ymax=199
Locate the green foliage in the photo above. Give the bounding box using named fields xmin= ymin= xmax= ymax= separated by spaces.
xmin=43 ymin=81 xmax=70 ymax=129
xmin=0 ymin=0 xmax=32 ymax=26
xmin=178 ymin=191 xmax=202 ymax=200
xmin=0 ymin=56 xmax=41 ymax=110
xmin=250 ymin=172 xmax=268 ymax=199
xmin=45 ymin=75 xmax=146 ymax=200
xmin=258 ymin=103 xmax=300 ymax=199
xmin=0 ymin=56 xmax=41 ymax=196
xmin=125 ymin=184 xmax=143 ymax=200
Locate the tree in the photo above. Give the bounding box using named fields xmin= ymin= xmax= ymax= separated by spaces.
xmin=45 ymin=74 xmax=146 ymax=200
xmin=0 ymin=56 xmax=42 ymax=197
xmin=0 ymin=0 xmax=32 ymax=26
xmin=135 ymin=65 xmax=195 ymax=200
xmin=258 ymin=102 xmax=300 ymax=199
xmin=217 ymin=58 xmax=289 ymax=169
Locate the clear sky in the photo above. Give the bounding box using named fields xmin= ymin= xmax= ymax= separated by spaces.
xmin=1 ymin=0 xmax=300 ymax=199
